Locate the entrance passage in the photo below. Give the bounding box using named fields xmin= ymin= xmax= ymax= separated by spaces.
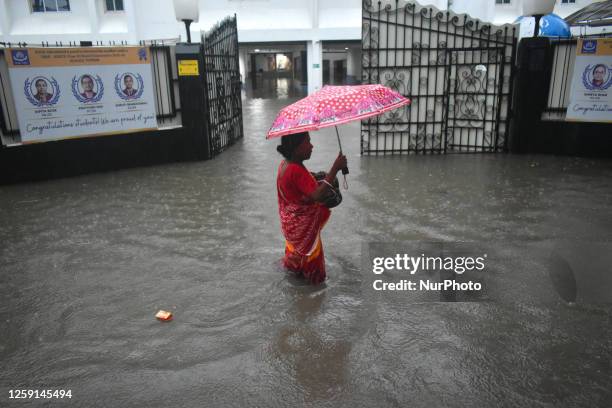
xmin=240 ymin=42 xmax=308 ymax=99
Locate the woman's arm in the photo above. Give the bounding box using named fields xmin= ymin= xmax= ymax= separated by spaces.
xmin=305 ymin=153 xmax=347 ymax=203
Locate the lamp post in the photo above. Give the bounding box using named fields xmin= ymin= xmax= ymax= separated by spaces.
xmin=173 ymin=0 xmax=207 ymax=158
xmin=522 ymin=0 xmax=556 ymax=37
xmin=173 ymin=0 xmax=199 ymax=43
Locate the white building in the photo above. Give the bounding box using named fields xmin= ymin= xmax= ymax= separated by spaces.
xmin=447 ymin=0 xmax=597 ymax=25
xmin=0 ymin=0 xmax=603 ymax=95
xmin=0 ymin=0 xmax=180 ymax=44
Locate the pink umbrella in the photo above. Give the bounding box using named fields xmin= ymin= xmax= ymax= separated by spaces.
xmin=267 ymin=84 xmax=410 ymax=187
xmin=267 ymin=84 xmax=410 ymax=139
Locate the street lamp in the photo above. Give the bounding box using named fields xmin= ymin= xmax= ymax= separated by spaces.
xmin=522 ymin=0 xmax=556 ymax=37
xmin=173 ymin=0 xmax=199 ymax=43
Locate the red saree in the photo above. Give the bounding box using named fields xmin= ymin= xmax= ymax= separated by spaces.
xmin=277 ymin=160 xmax=331 ymax=284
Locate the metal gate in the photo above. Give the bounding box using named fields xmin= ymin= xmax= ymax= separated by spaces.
xmin=361 ymin=0 xmax=517 ymax=154
xmin=201 ymin=15 xmax=244 ymax=157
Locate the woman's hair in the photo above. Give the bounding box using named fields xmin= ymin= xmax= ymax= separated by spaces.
xmin=593 ymin=64 xmax=608 ymax=75
xmin=276 ymin=132 xmax=308 ymax=160
xmin=593 ymin=64 xmax=607 ymax=74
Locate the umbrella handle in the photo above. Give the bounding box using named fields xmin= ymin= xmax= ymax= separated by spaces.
xmin=335 ymin=126 xmax=350 ymax=184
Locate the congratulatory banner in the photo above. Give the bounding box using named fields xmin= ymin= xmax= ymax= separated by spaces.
xmin=7 ymin=47 xmax=158 ymax=143
xmin=566 ymin=38 xmax=612 ymax=123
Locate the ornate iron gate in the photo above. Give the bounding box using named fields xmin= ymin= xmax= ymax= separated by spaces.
xmin=201 ymin=15 xmax=244 ymax=157
xmin=361 ymin=0 xmax=516 ymax=154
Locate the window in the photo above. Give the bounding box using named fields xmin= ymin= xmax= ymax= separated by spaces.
xmin=495 ymin=0 xmax=511 ymax=4
xmin=105 ymin=0 xmax=124 ymax=11
xmin=561 ymin=0 xmax=576 ymax=3
xmin=31 ymin=0 xmax=70 ymax=12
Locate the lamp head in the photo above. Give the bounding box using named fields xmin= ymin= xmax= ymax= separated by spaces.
xmin=173 ymin=0 xmax=199 ymax=22
xmin=522 ymin=0 xmax=555 ymax=17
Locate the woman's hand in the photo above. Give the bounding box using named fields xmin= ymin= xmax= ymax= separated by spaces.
xmin=305 ymin=153 xmax=347 ymax=204
xmin=330 ymin=153 xmax=347 ymax=175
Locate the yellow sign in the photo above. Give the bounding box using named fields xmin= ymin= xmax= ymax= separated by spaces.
xmin=178 ymin=60 xmax=199 ymax=76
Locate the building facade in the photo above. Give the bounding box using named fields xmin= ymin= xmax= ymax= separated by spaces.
xmin=0 ymin=0 xmax=603 ymax=94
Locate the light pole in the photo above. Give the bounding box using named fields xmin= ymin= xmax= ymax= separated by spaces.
xmin=522 ymin=0 xmax=556 ymax=37
xmin=173 ymin=0 xmax=199 ymax=43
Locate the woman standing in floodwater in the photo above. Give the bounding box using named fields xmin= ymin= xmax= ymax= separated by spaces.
xmin=276 ymin=132 xmax=347 ymax=284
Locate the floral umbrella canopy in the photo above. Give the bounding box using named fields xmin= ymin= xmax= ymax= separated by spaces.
xmin=267 ymin=84 xmax=410 ymax=139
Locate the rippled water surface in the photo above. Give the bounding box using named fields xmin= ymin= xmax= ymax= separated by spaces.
xmin=1 ymin=96 xmax=611 ymax=407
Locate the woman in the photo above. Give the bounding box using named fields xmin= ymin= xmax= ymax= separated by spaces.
xmin=276 ymin=132 xmax=347 ymax=285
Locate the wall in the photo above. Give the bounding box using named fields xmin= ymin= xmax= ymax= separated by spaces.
xmin=448 ymin=0 xmax=603 ymax=26
xmin=2 ymin=0 xmax=604 ymax=104
xmin=553 ymin=0 xmax=600 ymax=18
xmin=0 ymin=0 xmax=361 ymax=45
xmin=0 ymin=0 xmax=182 ymax=44
xmin=0 ymin=126 xmax=195 ymax=184
xmin=131 ymin=0 xmax=181 ymax=40
xmin=509 ymin=37 xmax=612 ymax=157
xmin=194 ymin=0 xmax=361 ymax=42
xmin=322 ymin=51 xmax=349 ymax=84
xmin=0 ymin=0 xmax=605 ymax=46
xmin=318 ymin=0 xmax=362 ymax=28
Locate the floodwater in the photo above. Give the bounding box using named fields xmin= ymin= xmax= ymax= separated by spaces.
xmin=1 ymin=93 xmax=612 ymax=407
xmin=244 ymin=77 xmax=307 ymax=100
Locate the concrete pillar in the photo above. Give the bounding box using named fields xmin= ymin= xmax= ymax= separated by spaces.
xmin=346 ymin=50 xmax=354 ymax=76
xmin=346 ymin=49 xmax=355 ymax=84
xmin=238 ymin=48 xmax=248 ymax=86
xmin=175 ymin=43 xmax=211 ymax=160
xmin=351 ymin=49 xmax=362 ymax=83
xmin=307 ymin=40 xmax=322 ymax=94
xmin=124 ymin=0 xmax=138 ymax=44
xmin=509 ymin=37 xmax=552 ymax=154
xmin=0 ymin=0 xmax=9 ymax=36
xmin=86 ymin=0 xmax=99 ymax=38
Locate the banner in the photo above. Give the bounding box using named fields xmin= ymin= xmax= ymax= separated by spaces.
xmin=7 ymin=47 xmax=158 ymax=143
xmin=565 ymin=38 xmax=612 ymax=123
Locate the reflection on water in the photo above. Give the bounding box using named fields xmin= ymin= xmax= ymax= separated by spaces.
xmin=0 ymin=97 xmax=611 ymax=406
xmin=272 ymin=284 xmax=350 ymax=403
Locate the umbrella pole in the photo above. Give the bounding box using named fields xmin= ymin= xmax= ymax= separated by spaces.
xmin=334 ymin=125 xmax=343 ymax=152
xmin=334 ymin=126 xmax=349 ymax=190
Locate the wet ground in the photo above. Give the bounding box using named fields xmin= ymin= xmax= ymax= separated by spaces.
xmin=244 ymin=77 xmax=307 ymax=100
xmin=1 ymin=90 xmax=612 ymax=407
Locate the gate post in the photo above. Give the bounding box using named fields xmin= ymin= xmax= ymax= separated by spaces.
xmin=175 ymin=43 xmax=211 ymax=160
xmin=509 ymin=37 xmax=553 ymax=154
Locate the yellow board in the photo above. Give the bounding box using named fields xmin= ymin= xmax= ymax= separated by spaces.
xmin=178 ymin=60 xmax=199 ymax=76
xmin=577 ymin=38 xmax=612 ymax=56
